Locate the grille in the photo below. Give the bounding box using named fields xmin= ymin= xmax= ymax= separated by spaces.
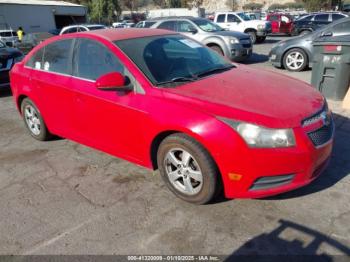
xmin=250 ymin=174 xmax=295 ymax=191
xmin=240 ymin=38 xmax=252 ymax=48
xmin=307 ymin=121 xmax=334 ymax=147
xmin=302 ymin=104 xmax=328 ymax=127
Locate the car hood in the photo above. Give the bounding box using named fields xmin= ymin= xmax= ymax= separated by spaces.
xmin=0 ymin=47 xmax=22 ymax=58
xmin=208 ymin=30 xmax=250 ymax=39
xmin=161 ymin=65 xmax=324 ymax=128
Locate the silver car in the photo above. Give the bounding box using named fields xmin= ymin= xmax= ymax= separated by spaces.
xmin=150 ymin=17 xmax=253 ymax=62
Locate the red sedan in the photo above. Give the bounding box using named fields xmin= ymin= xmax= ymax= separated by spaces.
xmin=10 ymin=29 xmax=334 ymax=204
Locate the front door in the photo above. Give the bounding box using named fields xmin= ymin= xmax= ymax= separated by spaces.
xmin=70 ymin=38 xmax=149 ymax=161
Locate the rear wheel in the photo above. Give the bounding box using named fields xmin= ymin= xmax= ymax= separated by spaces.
xmin=283 ymin=48 xmax=308 ymax=72
xmin=21 ymin=98 xmax=52 ymax=141
xmin=157 ymin=133 xmax=221 ymax=204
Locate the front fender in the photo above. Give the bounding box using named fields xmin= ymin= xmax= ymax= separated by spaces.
xmin=202 ymin=36 xmax=229 ymax=57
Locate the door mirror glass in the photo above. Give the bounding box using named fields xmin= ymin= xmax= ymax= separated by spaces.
xmin=96 ymin=72 xmax=133 ymax=92
xmin=188 ymin=27 xmax=198 ymax=34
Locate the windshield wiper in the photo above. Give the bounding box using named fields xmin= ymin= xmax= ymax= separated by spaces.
xmin=156 ymin=76 xmax=198 ymax=86
xmin=195 ymin=65 xmax=235 ymax=78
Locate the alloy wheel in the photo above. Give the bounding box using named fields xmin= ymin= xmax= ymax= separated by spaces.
xmin=286 ymin=51 xmax=305 ymax=71
xmin=24 ymin=105 xmax=41 ymax=136
xmin=164 ymin=148 xmax=203 ymax=195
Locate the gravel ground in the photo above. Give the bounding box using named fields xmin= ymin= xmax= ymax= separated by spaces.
xmin=0 ymin=36 xmax=349 ymax=259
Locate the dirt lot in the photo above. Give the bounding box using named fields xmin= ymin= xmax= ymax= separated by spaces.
xmin=0 ymin=36 xmax=349 ymax=258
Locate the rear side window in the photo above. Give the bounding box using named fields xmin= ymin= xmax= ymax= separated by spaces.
xmin=269 ymin=15 xmax=280 ymax=21
xmin=216 ymin=14 xmax=226 ymax=23
xmin=73 ymin=38 xmax=124 ymax=81
xmin=299 ymin=15 xmax=313 ymax=21
xmin=26 ymin=47 xmax=44 ymax=69
xmin=314 ymin=14 xmax=329 ymax=22
xmin=63 ymin=27 xmax=78 ymax=34
xmin=157 ymin=21 xmax=176 ymax=31
xmin=332 ymin=14 xmax=345 ymax=21
xmin=42 ymin=39 xmax=73 ymax=74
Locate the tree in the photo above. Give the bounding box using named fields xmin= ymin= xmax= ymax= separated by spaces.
xmin=301 ymin=0 xmax=331 ymax=11
xmin=88 ymin=0 xmax=121 ymax=24
xmin=268 ymin=3 xmax=286 ymax=10
xmin=226 ymin=0 xmax=239 ymax=11
xmin=243 ymin=2 xmax=264 ymax=10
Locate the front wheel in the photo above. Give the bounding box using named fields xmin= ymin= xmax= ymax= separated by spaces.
xmin=21 ymin=98 xmax=52 ymax=141
xmin=247 ymin=31 xmax=257 ymax=44
xmin=283 ymin=48 xmax=308 ymax=72
xmin=157 ymin=133 xmax=221 ymax=204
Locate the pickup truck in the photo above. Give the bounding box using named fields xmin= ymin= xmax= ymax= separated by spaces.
xmin=213 ymin=12 xmax=271 ymax=43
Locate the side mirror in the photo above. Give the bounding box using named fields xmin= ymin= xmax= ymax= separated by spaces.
xmin=188 ymin=27 xmax=198 ymax=34
xmin=96 ymin=72 xmax=133 ymax=92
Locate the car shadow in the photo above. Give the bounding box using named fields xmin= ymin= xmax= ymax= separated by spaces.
xmin=226 ymin=219 xmax=350 ymax=260
xmin=263 ymin=112 xmax=349 ymax=200
xmin=243 ymin=53 xmax=269 ymax=65
xmin=0 ymin=86 xmax=12 ymax=97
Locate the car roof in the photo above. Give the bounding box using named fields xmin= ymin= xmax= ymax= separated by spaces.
xmin=73 ymin=28 xmax=176 ymax=42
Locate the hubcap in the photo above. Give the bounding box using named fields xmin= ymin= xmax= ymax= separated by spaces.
xmin=24 ymin=105 xmax=41 ymax=136
xmin=286 ymin=51 xmax=305 ymax=70
xmin=164 ymin=148 xmax=203 ymax=195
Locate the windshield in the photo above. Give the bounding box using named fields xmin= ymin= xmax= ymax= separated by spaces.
xmin=115 ymin=35 xmax=233 ymax=86
xmin=193 ymin=19 xmax=224 ymax=32
xmin=237 ymin=13 xmax=251 ymax=21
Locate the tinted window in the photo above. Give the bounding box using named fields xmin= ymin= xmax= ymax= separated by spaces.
xmin=177 ymin=21 xmax=196 ymax=32
xmin=26 ymin=47 xmax=44 ymax=69
xmin=269 ymin=15 xmax=279 ymax=21
xmin=314 ymin=14 xmax=329 ymax=22
xmin=298 ymin=15 xmax=313 ymax=21
xmin=157 ymin=21 xmax=176 ymax=31
xmin=42 ymin=39 xmax=73 ymax=74
xmin=227 ymin=14 xmax=240 ymax=23
xmin=73 ymin=39 xmax=124 ymax=81
xmin=332 ymin=14 xmax=345 ymax=21
xmin=332 ymin=20 xmax=350 ymax=32
xmin=216 ymin=14 xmax=226 ymax=23
xmin=63 ymin=27 xmax=78 ymax=34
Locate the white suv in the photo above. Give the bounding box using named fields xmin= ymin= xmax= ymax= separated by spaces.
xmin=214 ymin=12 xmax=271 ymax=43
xmin=59 ymin=24 xmax=107 ymax=35
xmin=0 ymin=29 xmax=19 ymax=47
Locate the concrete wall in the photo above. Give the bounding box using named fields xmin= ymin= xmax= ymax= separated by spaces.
xmin=0 ymin=4 xmax=86 ymax=33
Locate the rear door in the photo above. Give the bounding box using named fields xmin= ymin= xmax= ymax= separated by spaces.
xmin=26 ymin=39 xmax=75 ymax=137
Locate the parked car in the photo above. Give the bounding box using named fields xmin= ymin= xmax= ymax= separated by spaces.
xmin=266 ymin=13 xmax=294 ymax=35
xmin=60 ymin=24 xmax=107 ymax=35
xmin=16 ymin=32 xmax=54 ymax=54
xmin=293 ymin=12 xmax=348 ymax=35
xmin=10 ymin=29 xmax=334 ymax=204
xmin=112 ymin=20 xmax=135 ymax=28
xmin=0 ymin=29 xmax=19 ymax=47
xmin=0 ymin=40 xmax=23 ymax=88
xmin=135 ymin=21 xmax=157 ymax=28
xmin=269 ymin=17 xmax=350 ymax=71
xmin=342 ymin=3 xmax=350 ymax=12
xmin=150 ymin=17 xmax=252 ymax=62
xmin=213 ymin=12 xmax=272 ymax=43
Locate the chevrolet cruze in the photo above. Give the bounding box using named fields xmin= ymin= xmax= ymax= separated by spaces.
xmin=10 ymin=29 xmax=334 ymax=204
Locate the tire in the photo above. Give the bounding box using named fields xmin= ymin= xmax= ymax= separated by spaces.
xmin=283 ymin=48 xmax=308 ymax=72
xmin=247 ymin=31 xmax=257 ymax=44
xmin=157 ymin=133 xmax=221 ymax=205
xmin=209 ymin=45 xmax=224 ymax=56
xmin=21 ymin=98 xmax=52 ymax=141
xmin=256 ymin=36 xmax=266 ymax=43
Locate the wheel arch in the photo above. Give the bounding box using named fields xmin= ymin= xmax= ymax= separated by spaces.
xmin=244 ymin=28 xmax=257 ymax=33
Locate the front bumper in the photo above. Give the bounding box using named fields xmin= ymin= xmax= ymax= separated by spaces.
xmin=269 ymin=47 xmax=283 ymax=67
xmin=216 ymin=118 xmax=334 ymax=199
xmin=230 ymin=43 xmax=252 ymax=62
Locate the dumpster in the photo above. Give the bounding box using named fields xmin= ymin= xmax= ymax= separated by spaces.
xmin=311 ymin=35 xmax=350 ymax=101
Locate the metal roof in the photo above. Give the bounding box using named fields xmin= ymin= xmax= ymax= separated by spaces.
xmin=0 ymin=0 xmax=83 ymax=7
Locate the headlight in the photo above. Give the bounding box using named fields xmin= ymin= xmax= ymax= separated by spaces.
xmin=230 ymin=37 xmax=239 ymax=44
xmin=14 ymin=55 xmax=24 ymax=63
xmin=257 ymin=24 xmax=265 ymax=30
xmin=218 ymin=118 xmax=296 ymax=148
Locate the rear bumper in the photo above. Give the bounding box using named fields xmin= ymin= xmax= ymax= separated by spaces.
xmin=217 ymin=124 xmax=334 ymax=199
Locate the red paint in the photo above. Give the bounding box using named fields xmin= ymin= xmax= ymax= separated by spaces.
xmin=267 ymin=13 xmax=294 ymax=35
xmin=10 ymin=29 xmax=333 ymax=199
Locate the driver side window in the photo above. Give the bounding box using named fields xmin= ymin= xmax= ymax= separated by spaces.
xmin=177 ymin=21 xmax=196 ymax=32
xmin=227 ymin=14 xmax=240 ymax=23
xmin=73 ymin=38 xmax=124 ymax=81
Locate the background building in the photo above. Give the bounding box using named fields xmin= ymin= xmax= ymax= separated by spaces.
xmin=0 ymin=0 xmax=87 ymax=33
